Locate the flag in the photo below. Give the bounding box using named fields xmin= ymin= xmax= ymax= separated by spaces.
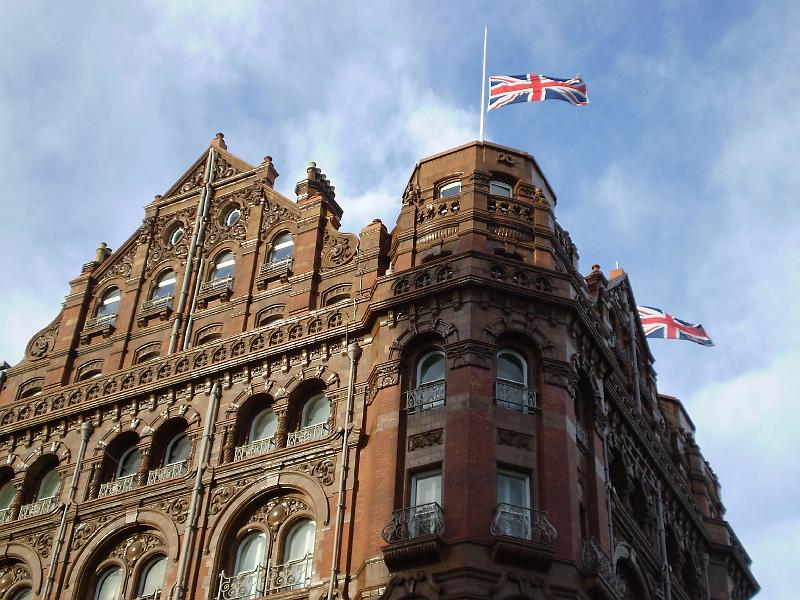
xmin=637 ymin=306 xmax=714 ymax=347
xmin=487 ymin=74 xmax=588 ymax=111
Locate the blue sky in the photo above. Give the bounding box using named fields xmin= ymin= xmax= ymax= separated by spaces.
xmin=1 ymin=1 xmax=796 ymax=595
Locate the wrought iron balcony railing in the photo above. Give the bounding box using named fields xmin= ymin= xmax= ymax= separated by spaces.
xmin=18 ymin=497 xmax=57 ymax=519
xmin=216 ymin=555 xmax=312 ymax=600
xmin=259 ymin=257 xmax=292 ymax=276
xmin=576 ymin=422 xmax=589 ymax=449
xmin=99 ymin=474 xmax=137 ymax=498
xmin=133 ymin=590 xmax=161 ymax=600
xmin=491 ymin=503 xmax=557 ymax=546
xmin=141 ymin=295 xmax=173 ymax=312
xmin=234 ymin=437 xmax=276 ymax=461
xmin=0 ymin=508 xmax=11 ymax=524
xmin=494 ymin=380 xmax=538 ymax=413
xmin=405 ymin=381 xmax=446 ymax=414
xmin=382 ymin=502 xmax=445 ymax=543
xmin=201 ymin=276 xmax=233 ymax=294
xmin=84 ymin=313 xmax=117 ymax=330
xmin=147 ymin=461 xmax=187 ymax=485
xmin=286 ymin=423 xmax=328 ymax=447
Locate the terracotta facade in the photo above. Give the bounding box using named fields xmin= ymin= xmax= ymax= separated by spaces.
xmin=0 ymin=135 xmax=757 ymax=600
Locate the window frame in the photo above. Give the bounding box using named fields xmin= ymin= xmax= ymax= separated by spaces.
xmin=496 ymin=349 xmax=528 ymax=386
xmin=152 ymin=269 xmax=177 ymax=300
xmin=438 ymin=180 xmax=461 ymax=198
xmin=96 ymin=286 xmax=121 ymax=318
xmin=249 ymin=408 xmax=278 ymax=442
xmin=224 ymin=207 xmax=242 ymax=228
xmin=269 ymin=232 xmax=294 ymax=263
xmin=115 ymin=446 xmax=142 ymax=480
xmin=300 ymin=394 xmax=331 ymax=429
xmin=210 ymin=251 xmax=236 ymax=281
xmin=92 ymin=564 xmax=124 ymax=600
xmin=164 ymin=433 xmax=190 ymax=466
xmin=496 ymin=468 xmax=531 ymax=509
xmin=135 ymin=553 xmax=167 ymax=598
xmin=489 ymin=179 xmax=513 ymax=198
xmin=415 ymin=350 xmax=446 ymax=387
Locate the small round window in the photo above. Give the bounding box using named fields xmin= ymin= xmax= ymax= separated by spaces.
xmin=169 ymin=227 xmax=185 ymax=246
xmin=225 ymin=208 xmax=242 ymax=227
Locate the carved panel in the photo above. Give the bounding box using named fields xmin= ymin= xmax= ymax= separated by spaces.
xmin=497 ymin=428 xmax=533 ymax=451
xmin=322 ymin=228 xmax=358 ymax=269
xmin=286 ymin=457 xmax=336 ymax=487
xmin=110 ymin=532 xmax=164 ymax=564
xmin=408 ymin=429 xmax=443 ymax=451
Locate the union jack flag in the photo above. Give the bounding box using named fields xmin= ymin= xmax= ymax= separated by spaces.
xmin=488 ymin=73 xmax=589 ymax=111
xmin=637 ymin=306 xmax=714 ymax=347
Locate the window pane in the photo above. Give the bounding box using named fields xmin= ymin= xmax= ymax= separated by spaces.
xmin=250 ymin=409 xmax=277 ymax=441
xmin=97 ymin=288 xmax=120 ymax=317
xmin=153 ymin=270 xmax=176 ymax=299
xmin=138 ymin=555 xmax=166 ymax=596
xmin=490 ymin=180 xmax=513 ymax=197
xmin=118 ymin=447 xmax=142 ymax=479
xmin=10 ymin=588 xmax=32 ymax=600
xmin=211 ymin=252 xmax=235 ymax=280
xmin=95 ymin=567 xmax=122 ymax=600
xmin=37 ymin=469 xmax=59 ymax=500
xmin=418 ymin=352 xmax=445 ymax=385
xmin=301 ymin=395 xmax=330 ymax=428
xmin=497 ymin=471 xmax=530 ymax=508
xmin=412 ymin=470 xmax=442 ymax=506
xmin=165 ymin=434 xmax=190 ymax=465
xmin=497 ymin=351 xmax=525 ymax=384
xmin=0 ymin=481 xmax=16 ymax=509
xmin=236 ymin=531 xmax=267 ymax=574
xmin=225 ymin=208 xmax=242 ymax=227
xmin=284 ymin=520 xmax=315 ymax=561
xmin=169 ymin=227 xmax=185 ymax=246
xmin=439 ymin=182 xmax=461 ymax=198
xmin=270 ymin=233 xmax=294 ymax=262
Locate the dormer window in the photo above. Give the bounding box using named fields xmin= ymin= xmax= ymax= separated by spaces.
xmin=96 ymin=287 xmax=121 ymax=318
xmin=225 ymin=207 xmax=242 ymax=227
xmin=269 ymin=233 xmax=294 ymax=263
xmin=490 ymin=180 xmax=513 ymax=198
xmin=211 ymin=252 xmax=235 ymax=281
xmin=438 ymin=181 xmax=461 ymax=198
xmin=153 ymin=270 xmax=176 ymax=299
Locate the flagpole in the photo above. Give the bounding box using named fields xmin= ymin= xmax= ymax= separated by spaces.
xmin=479 ymin=25 xmax=487 ymax=142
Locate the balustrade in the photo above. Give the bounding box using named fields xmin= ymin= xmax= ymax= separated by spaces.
xmin=490 ymin=503 xmax=557 ymax=545
xmin=382 ymin=502 xmax=445 ymax=543
xmin=18 ymin=497 xmax=57 ymax=518
xmin=133 ymin=590 xmax=161 ymax=600
xmin=98 ymin=474 xmax=136 ymax=498
xmin=405 ymin=381 xmax=446 ymax=413
xmin=494 ymin=380 xmax=537 ymax=413
xmin=216 ymin=554 xmax=313 ymax=600
xmin=147 ymin=461 xmax=187 ymax=485
xmin=234 ymin=437 xmax=276 ymax=461
xmin=286 ymin=424 xmax=327 ymax=447
xmin=0 ymin=508 xmax=11 ymax=524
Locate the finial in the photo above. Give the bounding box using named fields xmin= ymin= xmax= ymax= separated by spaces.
xmin=210 ymin=132 xmax=227 ymax=150
xmin=592 ymin=264 xmax=601 ymax=273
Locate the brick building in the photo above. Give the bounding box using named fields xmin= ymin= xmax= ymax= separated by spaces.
xmin=0 ymin=135 xmax=757 ymax=600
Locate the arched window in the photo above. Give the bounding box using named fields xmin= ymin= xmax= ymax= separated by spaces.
xmin=164 ymin=433 xmax=190 ymax=466
xmin=117 ymin=447 xmax=142 ymax=480
xmin=407 ymin=351 xmax=446 ymax=413
xmin=495 ymin=349 xmax=536 ymax=413
xmin=136 ymin=554 xmax=166 ymax=598
xmin=269 ymin=233 xmax=294 ymax=263
xmin=94 ymin=566 xmax=123 ymax=600
xmin=96 ymin=287 xmax=121 ymax=318
xmin=152 ymin=270 xmax=177 ymax=299
xmin=496 ymin=349 xmax=526 ymax=384
xmin=250 ymin=409 xmax=277 ymax=442
xmin=9 ymin=587 xmax=32 ymax=600
xmin=37 ymin=468 xmax=59 ymax=500
xmin=0 ymin=479 xmax=15 ymax=520
xmin=489 ymin=179 xmax=513 ymax=197
xmin=281 ymin=520 xmax=315 ymax=590
xmin=301 ymin=395 xmax=330 ymax=429
xmin=232 ymin=530 xmax=268 ymax=599
xmin=210 ymin=252 xmax=235 ymax=281
xmin=438 ymin=181 xmax=461 ymax=198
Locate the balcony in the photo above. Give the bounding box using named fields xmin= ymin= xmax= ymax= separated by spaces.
xmin=0 ymin=508 xmax=11 ymax=524
xmin=80 ymin=313 xmax=116 ymax=343
xmin=256 ymin=258 xmax=292 ymax=289
xmin=490 ymin=503 xmax=556 ymax=567
xmin=197 ymin=276 xmax=233 ymax=307
xmin=494 ymin=380 xmax=538 ymax=413
xmin=216 ymin=555 xmax=312 ymax=600
xmin=286 ymin=424 xmax=328 ymax=448
xmin=381 ymin=503 xmax=444 ymax=570
xmin=147 ymin=461 xmax=187 ymax=485
xmin=234 ymin=438 xmax=276 ymax=462
xmin=138 ymin=295 xmax=173 ymax=326
xmin=18 ymin=497 xmax=57 ymax=519
xmin=133 ymin=591 xmax=161 ymax=600
xmin=405 ymin=381 xmax=446 ymax=414
xmin=99 ymin=474 xmax=137 ymax=498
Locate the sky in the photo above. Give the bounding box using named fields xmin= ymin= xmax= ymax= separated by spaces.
xmin=0 ymin=0 xmax=796 ymax=595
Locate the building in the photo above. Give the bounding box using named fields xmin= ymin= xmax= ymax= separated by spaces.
xmin=0 ymin=135 xmax=758 ymax=600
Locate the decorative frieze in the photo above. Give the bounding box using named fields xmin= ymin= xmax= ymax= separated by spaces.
xmin=408 ymin=429 xmax=443 ymax=451
xmin=497 ymin=428 xmax=533 ymax=451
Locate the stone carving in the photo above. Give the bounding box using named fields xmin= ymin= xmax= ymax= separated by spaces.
xmin=248 ymin=496 xmax=311 ymax=532
xmin=30 ymin=336 xmax=50 ymax=358
xmin=322 ymin=228 xmax=358 ymax=269
xmin=157 ymin=496 xmax=190 ymax=524
xmin=0 ymin=564 xmax=31 ymax=594
xmin=416 ymin=200 xmax=461 ymax=224
xmin=209 ymin=477 xmax=255 ymax=516
xmin=204 ymin=189 xmax=252 ymax=250
xmin=374 ymin=362 xmax=400 ymax=390
xmin=408 ymin=429 xmax=443 ymax=451
xmin=110 ymin=532 xmax=164 ymax=564
xmin=143 ymin=206 xmax=196 ymax=275
xmin=23 ymin=532 xmax=53 ymax=558
xmin=259 ymin=200 xmax=296 ymax=240
xmin=497 ymin=428 xmax=533 ymax=451
xmin=448 ymin=342 xmax=493 ymax=370
xmin=71 ymin=515 xmax=110 ymax=549
xmin=489 ymin=571 xmax=555 ymax=600
xmin=98 ymin=245 xmax=137 ymax=284
xmin=288 ymin=458 xmax=336 ymax=486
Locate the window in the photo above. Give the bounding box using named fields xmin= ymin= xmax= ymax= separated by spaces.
xmin=235 ymin=530 xmax=268 ymax=579
xmin=416 ymin=351 xmax=445 ymax=386
xmin=301 ymin=394 xmax=330 ymax=428
xmin=495 ymin=470 xmax=532 ymax=539
xmin=94 ymin=566 xmax=123 ymax=600
xmin=269 ymin=233 xmax=294 ymax=263
xmin=18 ymin=385 xmax=42 ymax=400
xmin=407 ymin=351 xmax=446 ymax=412
xmin=169 ymin=226 xmax=185 ymax=246
xmin=117 ymin=447 xmax=142 ymax=480
xmin=490 ymin=180 xmax=513 ymax=197
xmin=438 ymin=181 xmax=461 ymax=198
xmin=250 ymin=409 xmax=277 ymax=442
xmin=96 ymin=287 xmax=121 ymax=318
xmin=0 ymin=480 xmax=15 ymax=514
xmin=9 ymin=588 xmax=32 ymax=600
xmin=164 ymin=433 xmax=190 ymax=466
xmin=210 ymin=252 xmax=235 ymax=281
xmin=495 ymin=349 xmax=536 ymax=412
xmin=136 ymin=555 xmax=166 ymax=598
xmin=497 ymin=350 xmax=526 ymax=384
xmin=409 ymin=470 xmax=442 ymax=537
xmin=282 ymin=520 xmax=315 ymax=589
xmin=78 ymin=368 xmax=103 ymax=381
xmin=37 ymin=468 xmax=59 ymax=500
xmin=225 ymin=207 xmax=242 ymax=227
xmin=153 ymin=270 xmax=177 ymax=299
